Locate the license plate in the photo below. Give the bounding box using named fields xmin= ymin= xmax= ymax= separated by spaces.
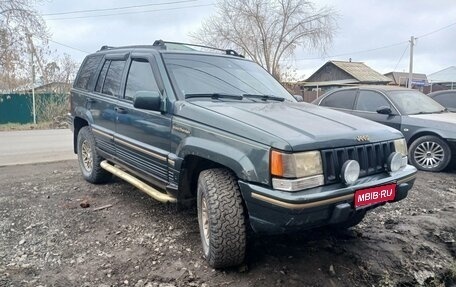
xmin=354 ymin=183 xmax=397 ymax=208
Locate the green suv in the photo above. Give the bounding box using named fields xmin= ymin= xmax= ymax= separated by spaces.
xmin=69 ymin=40 xmax=417 ymax=268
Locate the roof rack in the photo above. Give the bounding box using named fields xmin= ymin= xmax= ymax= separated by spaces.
xmin=152 ymin=40 xmax=244 ymax=58
xmin=99 ymin=45 xmax=116 ymax=51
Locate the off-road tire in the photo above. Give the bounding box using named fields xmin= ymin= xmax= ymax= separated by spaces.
xmin=77 ymin=126 xmax=112 ymax=184
xmin=197 ymin=168 xmax=246 ymax=268
xmin=409 ymin=135 xmax=451 ymax=172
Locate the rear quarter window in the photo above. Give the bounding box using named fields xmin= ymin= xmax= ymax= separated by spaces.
xmin=74 ymin=55 xmax=103 ymax=90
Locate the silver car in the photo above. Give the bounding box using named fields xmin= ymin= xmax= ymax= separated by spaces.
xmin=312 ymin=85 xmax=456 ymax=172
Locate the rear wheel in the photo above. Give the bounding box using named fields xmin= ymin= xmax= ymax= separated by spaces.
xmin=197 ymin=168 xmax=246 ymax=268
xmin=409 ymin=135 xmax=451 ymax=172
xmin=77 ymin=126 xmax=112 ymax=183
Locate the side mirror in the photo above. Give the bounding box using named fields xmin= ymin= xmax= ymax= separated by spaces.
xmin=293 ymin=95 xmax=304 ymax=102
xmin=133 ymin=91 xmax=161 ymax=111
xmin=377 ymin=106 xmax=392 ymax=115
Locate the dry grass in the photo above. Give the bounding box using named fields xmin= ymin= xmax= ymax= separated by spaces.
xmin=0 ymin=122 xmax=53 ymax=131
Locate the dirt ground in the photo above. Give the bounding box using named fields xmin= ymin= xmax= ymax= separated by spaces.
xmin=0 ymin=160 xmax=455 ymax=287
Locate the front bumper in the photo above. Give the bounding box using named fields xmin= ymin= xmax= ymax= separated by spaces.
xmin=239 ymin=165 xmax=417 ymax=234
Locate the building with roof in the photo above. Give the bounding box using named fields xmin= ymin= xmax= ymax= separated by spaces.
xmin=384 ymin=71 xmax=428 ymax=87
xmin=300 ymin=60 xmax=392 ymax=93
xmin=427 ymin=66 xmax=456 ymax=91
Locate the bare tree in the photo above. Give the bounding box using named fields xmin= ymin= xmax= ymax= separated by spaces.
xmin=41 ymin=53 xmax=79 ymax=93
xmin=192 ymin=0 xmax=336 ymax=80
xmin=0 ymin=0 xmax=49 ymax=91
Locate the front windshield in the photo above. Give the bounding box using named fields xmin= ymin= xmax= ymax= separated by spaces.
xmin=388 ymin=90 xmax=445 ymax=115
xmin=162 ymin=53 xmax=295 ymax=101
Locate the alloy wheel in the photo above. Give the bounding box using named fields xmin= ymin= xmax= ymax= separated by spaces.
xmin=413 ymin=141 xmax=444 ymax=169
xmin=81 ymin=139 xmax=93 ymax=172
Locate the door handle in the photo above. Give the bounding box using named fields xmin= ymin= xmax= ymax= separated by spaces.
xmin=86 ymin=98 xmax=96 ymax=103
xmin=115 ymin=107 xmax=127 ymax=114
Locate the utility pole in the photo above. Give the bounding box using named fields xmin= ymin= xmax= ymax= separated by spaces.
xmin=408 ymin=36 xmax=415 ymax=89
xmin=31 ymin=52 xmax=36 ymax=124
xmin=26 ymin=33 xmax=36 ymax=124
xmin=27 ymin=33 xmax=36 ymax=125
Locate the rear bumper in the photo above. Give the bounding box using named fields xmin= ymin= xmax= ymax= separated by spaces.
xmin=239 ymin=165 xmax=417 ymax=234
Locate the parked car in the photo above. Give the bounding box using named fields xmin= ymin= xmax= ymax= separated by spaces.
xmin=428 ymin=90 xmax=456 ymax=112
xmin=312 ymin=86 xmax=456 ymax=172
xmin=70 ymin=42 xmax=417 ymax=268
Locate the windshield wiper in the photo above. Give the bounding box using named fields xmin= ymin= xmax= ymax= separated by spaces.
xmin=185 ymin=93 xmax=243 ymax=100
xmin=243 ymin=94 xmax=285 ymax=102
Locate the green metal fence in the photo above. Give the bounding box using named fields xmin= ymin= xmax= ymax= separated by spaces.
xmin=0 ymin=93 xmax=68 ymax=124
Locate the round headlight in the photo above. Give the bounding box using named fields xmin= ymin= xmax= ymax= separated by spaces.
xmin=341 ymin=160 xmax=360 ymax=185
xmin=387 ymin=152 xmax=403 ymax=172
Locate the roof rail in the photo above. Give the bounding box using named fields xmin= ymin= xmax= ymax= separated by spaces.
xmin=153 ymin=40 xmax=244 ymax=58
xmin=99 ymin=45 xmax=116 ymax=51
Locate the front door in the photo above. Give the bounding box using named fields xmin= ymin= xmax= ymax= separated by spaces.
xmin=114 ymin=54 xmax=172 ymax=186
xmin=352 ymin=89 xmax=402 ymax=131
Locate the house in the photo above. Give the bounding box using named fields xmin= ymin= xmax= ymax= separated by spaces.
xmin=427 ymin=66 xmax=456 ymax=92
xmin=32 ymin=82 xmax=72 ymax=94
xmin=383 ymin=71 xmax=428 ymax=91
xmin=299 ymin=60 xmax=392 ymax=100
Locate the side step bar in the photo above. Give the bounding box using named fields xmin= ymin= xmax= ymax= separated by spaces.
xmin=100 ymin=160 xmax=177 ymax=204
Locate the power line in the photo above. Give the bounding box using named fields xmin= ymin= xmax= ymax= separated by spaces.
xmin=294 ymin=41 xmax=407 ymax=61
xmin=417 ymin=20 xmax=456 ymax=39
xmin=293 ymin=20 xmax=456 ymax=62
xmin=47 ymin=39 xmax=90 ymax=54
xmin=45 ymin=3 xmax=215 ymax=20
xmin=393 ymin=44 xmax=408 ymax=71
xmin=42 ymin=0 xmax=196 ymax=16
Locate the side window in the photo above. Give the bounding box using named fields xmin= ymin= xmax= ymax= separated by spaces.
xmin=434 ymin=93 xmax=455 ymax=107
xmin=102 ymin=60 xmax=126 ymax=97
xmin=95 ymin=60 xmax=110 ymax=93
xmin=74 ymin=55 xmax=103 ymax=90
xmin=95 ymin=60 xmax=111 ymax=93
xmin=124 ymin=59 xmax=160 ymax=101
xmin=356 ymin=90 xmax=391 ymax=112
xmin=320 ymin=90 xmax=357 ymax=110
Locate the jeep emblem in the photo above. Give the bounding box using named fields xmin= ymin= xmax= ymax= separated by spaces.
xmin=356 ymin=135 xmax=370 ymax=142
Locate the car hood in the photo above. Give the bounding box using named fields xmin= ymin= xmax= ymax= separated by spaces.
xmin=408 ymin=112 xmax=456 ymax=124
xmin=405 ymin=113 xmax=456 ymax=138
xmin=175 ymin=100 xmax=403 ymax=151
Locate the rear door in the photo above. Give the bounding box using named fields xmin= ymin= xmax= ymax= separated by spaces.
xmin=89 ymin=55 xmax=128 ymax=156
xmin=318 ymin=89 xmax=358 ymax=115
xmin=114 ymin=53 xmax=172 ymax=186
xmin=352 ymin=89 xmax=402 ymax=130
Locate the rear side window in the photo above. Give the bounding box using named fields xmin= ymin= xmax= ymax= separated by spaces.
xmin=433 ymin=93 xmax=456 ymax=108
xmin=95 ymin=60 xmax=110 ymax=93
xmin=102 ymin=60 xmax=126 ymax=97
xmin=125 ymin=59 xmax=160 ymax=101
xmin=320 ymin=90 xmax=357 ymax=110
xmin=74 ymin=55 xmax=103 ymax=90
xmin=356 ymin=90 xmax=391 ymax=112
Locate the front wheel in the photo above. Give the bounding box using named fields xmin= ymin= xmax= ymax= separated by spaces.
xmin=409 ymin=136 xmax=451 ymax=172
xmin=197 ymin=168 xmax=246 ymax=268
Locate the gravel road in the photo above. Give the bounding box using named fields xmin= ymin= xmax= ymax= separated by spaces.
xmin=0 ymin=160 xmax=455 ymax=287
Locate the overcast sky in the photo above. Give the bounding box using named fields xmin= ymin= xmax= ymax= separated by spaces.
xmin=36 ymin=0 xmax=456 ymax=80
